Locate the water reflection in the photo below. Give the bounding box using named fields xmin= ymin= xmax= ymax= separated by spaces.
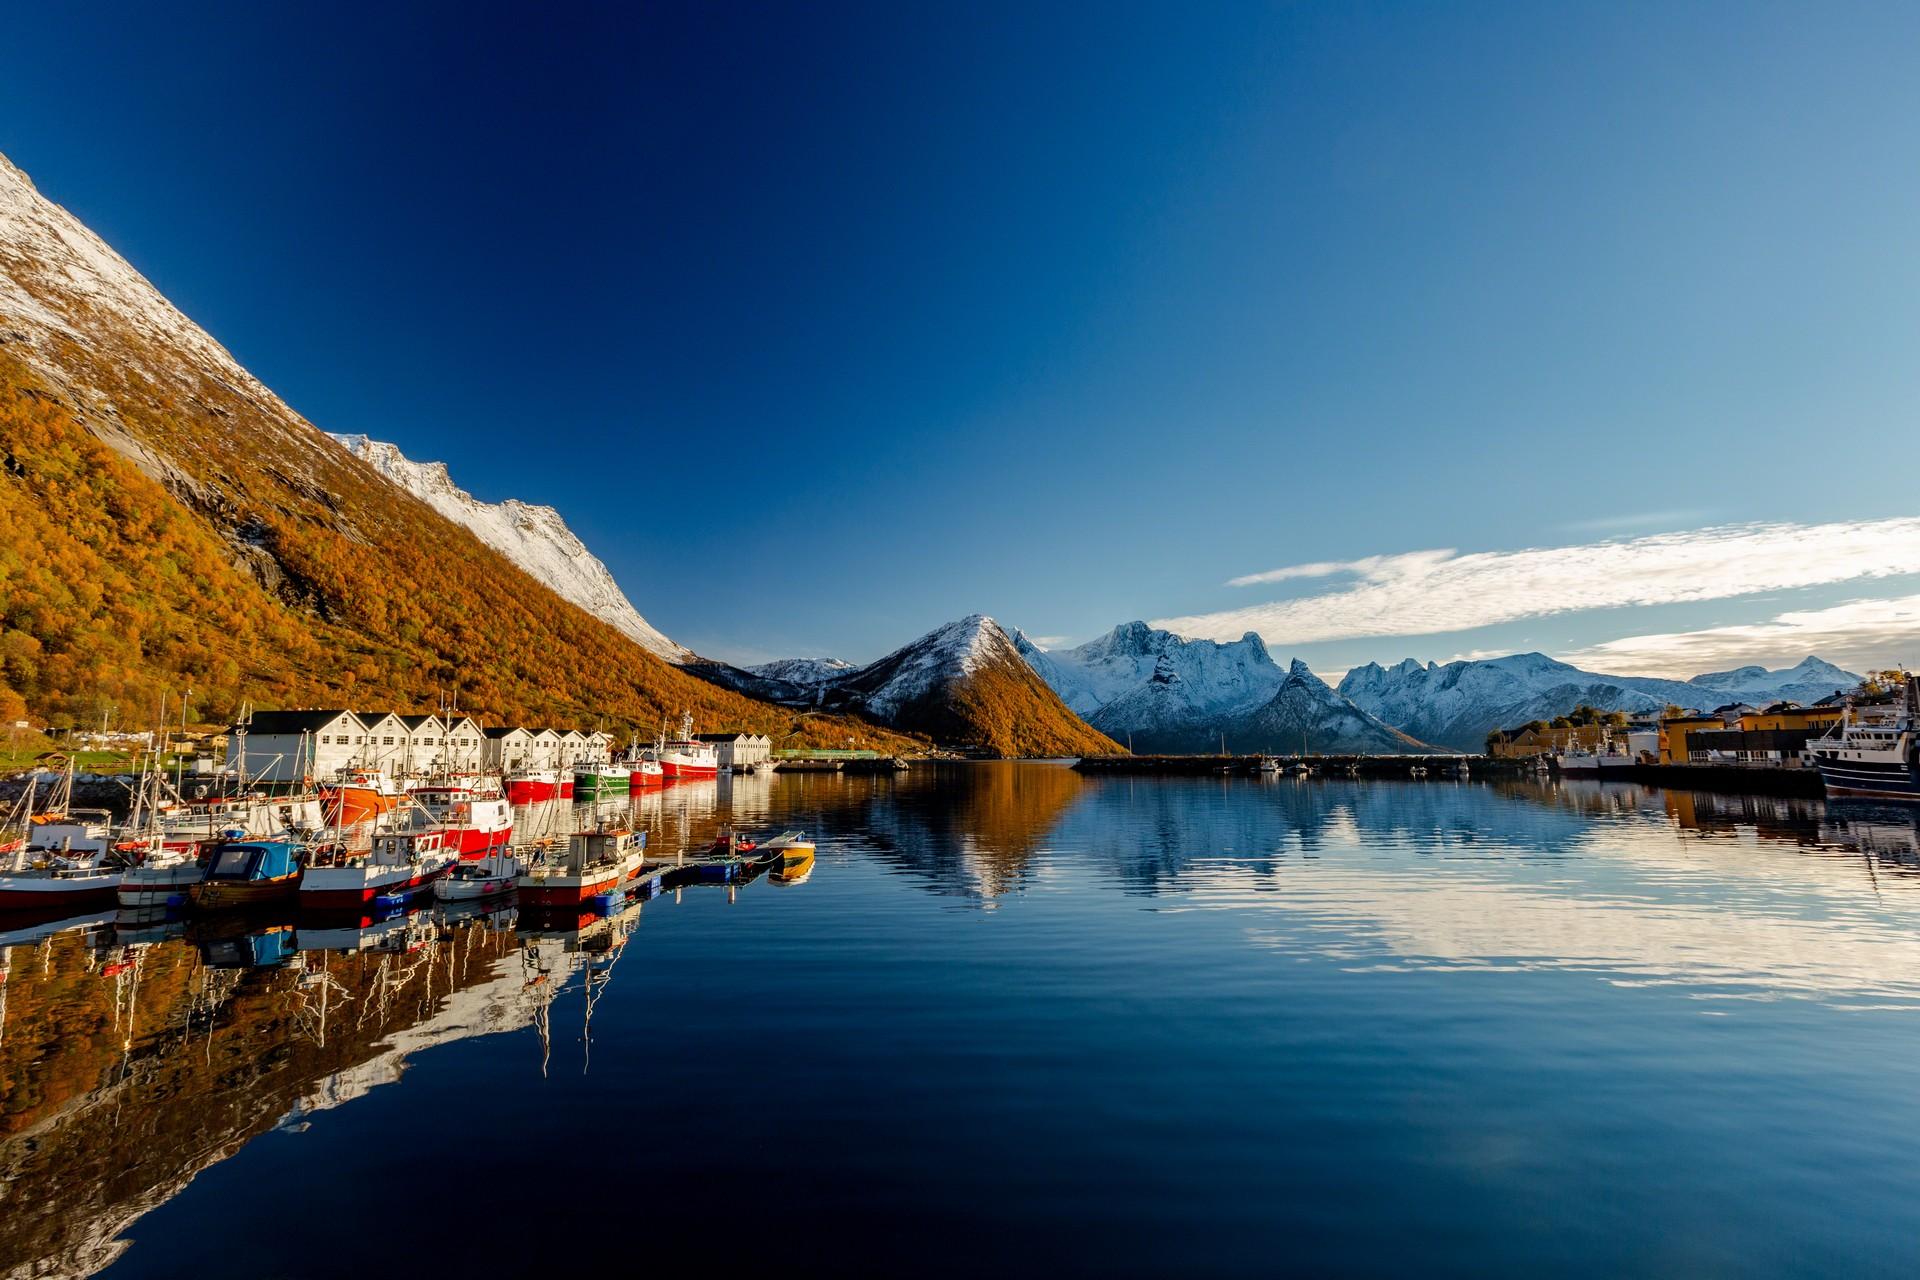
xmin=7 ymin=767 xmax=1920 ymax=1275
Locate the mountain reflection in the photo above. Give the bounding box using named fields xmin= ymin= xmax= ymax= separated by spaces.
xmin=7 ymin=768 xmax=1920 ymax=1274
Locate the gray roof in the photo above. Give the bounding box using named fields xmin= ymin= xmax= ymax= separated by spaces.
xmin=234 ymin=710 xmax=361 ymax=735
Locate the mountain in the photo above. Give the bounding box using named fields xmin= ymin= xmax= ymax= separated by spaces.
xmin=749 ymin=657 xmax=855 ymax=686
xmin=329 ymin=433 xmax=691 ymax=662
xmin=1685 ymin=656 xmax=1859 ymax=704
xmin=812 ymin=615 xmax=1121 ymax=757
xmin=1018 ymin=622 xmax=1427 ymax=753
xmin=0 ymin=148 xmax=915 ymax=749
xmin=1338 ymin=652 xmax=1862 ymax=751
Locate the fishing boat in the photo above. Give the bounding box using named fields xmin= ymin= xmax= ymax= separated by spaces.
xmin=117 ymin=843 xmax=214 ymax=909
xmin=0 ymin=847 xmax=124 ymax=912
xmin=1810 ymin=676 xmax=1920 ymax=801
xmin=769 ymin=847 xmax=815 ymax=885
xmin=505 ymin=767 xmax=562 ymax=805
xmin=409 ymin=779 xmax=513 ymax=856
xmin=189 ymin=839 xmax=307 ymax=910
xmin=433 ymin=848 xmax=522 ymax=901
xmin=516 ymin=828 xmax=648 ymax=907
xmin=573 ymin=755 xmax=633 ymax=801
xmin=760 ymin=830 xmax=816 ymax=882
xmin=320 ymin=766 xmax=406 ymax=827
xmin=299 ymin=828 xmax=456 ymax=910
xmin=627 ymin=756 xmax=665 ymax=791
xmin=655 ymin=712 xmax=719 ymax=780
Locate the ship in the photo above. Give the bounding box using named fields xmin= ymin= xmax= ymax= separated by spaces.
xmin=298 ymin=828 xmax=457 ymax=909
xmin=1809 ymin=676 xmax=1920 ymax=801
xmin=409 ymin=777 xmax=514 ymax=856
xmin=515 ymin=828 xmax=648 ymax=907
xmin=320 ymin=766 xmax=407 ymax=827
xmin=655 ymin=711 xmax=719 ymax=780
xmin=505 ymin=767 xmax=562 ymax=805
xmin=572 ymin=755 xmax=633 ymax=801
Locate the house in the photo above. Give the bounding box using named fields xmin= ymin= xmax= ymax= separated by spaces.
xmin=555 ymin=728 xmax=589 ymax=767
xmin=441 ymin=715 xmax=485 ymax=770
xmin=482 ymin=726 xmax=535 ymax=771
xmin=227 ymin=710 xmax=367 ymax=783
xmin=1681 ymin=702 xmax=1847 ymax=768
xmin=695 ymin=732 xmax=773 ymax=770
xmin=1658 ymin=714 xmax=1724 ymax=764
xmin=527 ymin=728 xmax=562 ymax=770
xmin=358 ymin=712 xmax=410 ymax=769
xmin=396 ymin=714 xmax=446 ymax=772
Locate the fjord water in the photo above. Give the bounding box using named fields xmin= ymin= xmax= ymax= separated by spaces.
xmin=10 ymin=767 xmax=1920 ymax=1276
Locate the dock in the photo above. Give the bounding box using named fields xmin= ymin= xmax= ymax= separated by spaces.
xmin=1073 ymin=754 xmax=1519 ymax=778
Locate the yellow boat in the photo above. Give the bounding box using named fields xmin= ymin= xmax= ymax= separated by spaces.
xmin=764 ymin=831 xmax=816 ymax=884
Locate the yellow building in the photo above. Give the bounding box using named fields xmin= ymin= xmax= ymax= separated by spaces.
xmin=1658 ymin=715 xmax=1723 ymax=764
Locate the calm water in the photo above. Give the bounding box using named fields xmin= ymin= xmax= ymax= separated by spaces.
xmin=7 ymin=765 xmax=1920 ymax=1276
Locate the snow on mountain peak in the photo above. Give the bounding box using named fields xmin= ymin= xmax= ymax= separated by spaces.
xmin=329 ymin=433 xmax=692 ymax=662
xmin=749 ymin=657 xmax=856 ymax=686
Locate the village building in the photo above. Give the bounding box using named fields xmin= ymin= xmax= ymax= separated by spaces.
xmin=227 ymin=710 xmax=367 ymax=783
xmin=482 ymin=726 xmax=535 ymax=771
xmin=695 ymin=732 xmax=773 ymax=770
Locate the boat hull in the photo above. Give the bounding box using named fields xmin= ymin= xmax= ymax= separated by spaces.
xmin=299 ymin=864 xmax=452 ymax=909
xmin=0 ymin=876 xmax=122 ymax=911
xmin=322 ymin=785 xmax=403 ymax=827
xmin=190 ymin=875 xmax=301 ymax=910
xmin=1816 ymin=756 xmax=1920 ymax=801
xmin=118 ymin=865 xmax=207 ymax=908
xmin=506 ymin=778 xmax=559 ymax=804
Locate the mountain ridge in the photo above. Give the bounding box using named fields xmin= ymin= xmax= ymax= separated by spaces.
xmin=0 ymin=147 xmax=917 ymax=750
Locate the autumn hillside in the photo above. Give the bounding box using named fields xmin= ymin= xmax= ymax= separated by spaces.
xmin=0 ymin=153 xmax=915 ymax=747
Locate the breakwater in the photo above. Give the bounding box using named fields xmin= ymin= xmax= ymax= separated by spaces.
xmin=1074 ymin=754 xmax=1523 ymax=778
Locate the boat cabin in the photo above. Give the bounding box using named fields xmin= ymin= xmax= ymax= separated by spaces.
xmin=206 ymin=840 xmax=303 ymax=883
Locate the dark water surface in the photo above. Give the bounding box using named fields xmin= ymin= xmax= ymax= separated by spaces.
xmin=8 ymin=765 xmax=1920 ymax=1277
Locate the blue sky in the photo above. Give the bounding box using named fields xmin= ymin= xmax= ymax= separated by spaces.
xmin=4 ymin=2 xmax=1917 ymax=674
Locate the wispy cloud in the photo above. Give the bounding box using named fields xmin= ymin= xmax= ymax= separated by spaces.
xmin=1555 ymin=508 xmax=1710 ymax=535
xmin=1158 ymin=517 xmax=1920 ymax=645
xmin=1561 ymin=594 xmax=1920 ymax=677
xmin=1023 ymin=634 xmax=1072 ymax=649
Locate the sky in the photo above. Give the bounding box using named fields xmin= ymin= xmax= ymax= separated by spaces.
xmin=3 ymin=2 xmax=1917 ymax=676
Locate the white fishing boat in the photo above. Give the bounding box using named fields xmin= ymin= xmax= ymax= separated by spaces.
xmin=0 ymin=846 xmax=124 ymax=912
xmin=516 ymin=828 xmax=647 ymax=907
xmin=433 ymin=848 xmax=522 ymax=901
xmin=299 ymin=827 xmax=456 ymax=909
xmin=117 ymin=846 xmax=211 ymax=908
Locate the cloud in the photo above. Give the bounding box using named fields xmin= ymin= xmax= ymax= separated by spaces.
xmin=1555 ymin=508 xmax=1710 ymax=534
xmin=1023 ymin=635 xmax=1072 ymax=649
xmin=1157 ymin=517 xmax=1920 ymax=645
xmin=1560 ymin=594 xmax=1920 ymax=677
xmin=1226 ymin=549 xmax=1455 ymax=589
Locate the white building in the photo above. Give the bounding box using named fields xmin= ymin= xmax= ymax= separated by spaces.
xmin=359 ymin=712 xmax=409 ymax=770
xmin=227 ymin=710 xmax=367 ymax=783
xmin=695 ymin=733 xmax=773 ymax=770
xmin=442 ymin=715 xmax=484 ymax=770
xmin=483 ymin=726 xmax=534 ymax=772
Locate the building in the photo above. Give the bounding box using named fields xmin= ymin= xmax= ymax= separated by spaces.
xmin=396 ymin=714 xmax=445 ymax=773
xmin=1680 ymin=702 xmax=1846 ymax=768
xmin=354 ymin=712 xmax=408 ymax=770
xmin=227 ymin=710 xmax=367 ymax=783
xmin=695 ymin=732 xmax=773 ymax=770
xmin=482 ymin=726 xmax=535 ymax=771
xmin=441 ymin=715 xmax=485 ymax=770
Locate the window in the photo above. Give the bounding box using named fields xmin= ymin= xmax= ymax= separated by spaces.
xmin=318 ymin=735 xmax=330 ymax=745
xmin=384 ymin=736 xmax=394 ymax=745
xmin=356 ymin=736 xmax=365 ymax=745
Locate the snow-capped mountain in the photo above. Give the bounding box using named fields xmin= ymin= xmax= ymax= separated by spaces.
xmin=1338 ymin=652 xmax=1861 ymax=751
xmin=1016 ymin=622 xmax=1284 ymax=719
xmin=330 ymin=433 xmax=692 ymax=662
xmin=1237 ymin=660 xmax=1429 ymax=755
xmin=801 ymin=615 xmax=1118 ymax=756
xmin=1017 ymin=622 xmax=1425 ymax=753
xmin=748 ymin=657 xmax=855 ymax=686
xmin=1684 ymin=656 xmax=1860 ymax=704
